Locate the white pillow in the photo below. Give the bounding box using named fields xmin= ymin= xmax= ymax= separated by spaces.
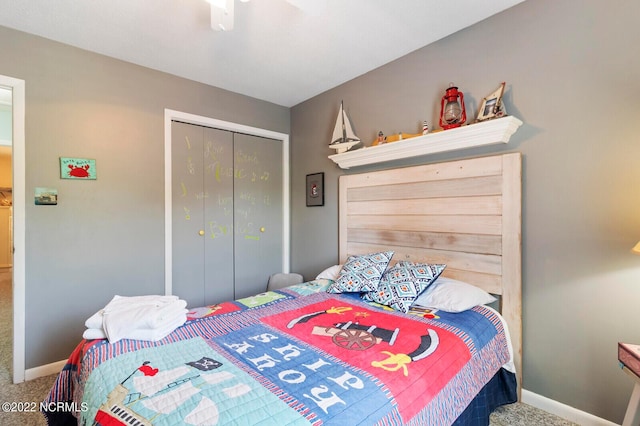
xmin=315 ymin=264 xmax=343 ymax=281
xmin=412 ymin=277 xmax=496 ymax=313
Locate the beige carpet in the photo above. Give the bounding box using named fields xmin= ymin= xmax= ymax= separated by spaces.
xmin=0 ymin=267 xmax=577 ymax=425
xmin=0 ymin=268 xmax=57 ymax=425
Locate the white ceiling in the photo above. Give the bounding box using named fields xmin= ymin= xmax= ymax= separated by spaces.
xmin=0 ymin=0 xmax=524 ymax=107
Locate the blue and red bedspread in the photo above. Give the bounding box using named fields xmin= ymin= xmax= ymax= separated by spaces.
xmin=44 ymin=280 xmax=514 ymax=425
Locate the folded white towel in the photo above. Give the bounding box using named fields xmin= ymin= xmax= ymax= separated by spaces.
xmin=85 ymin=296 xmax=187 ymax=330
xmin=84 ymin=310 xmax=104 ymax=330
xmin=83 ymin=310 xmax=187 ymax=342
xmin=83 ymin=294 xmax=189 ymax=343
xmin=82 ymin=328 xmax=107 ymax=340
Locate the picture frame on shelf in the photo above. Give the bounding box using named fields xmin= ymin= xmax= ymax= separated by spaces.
xmin=476 ymin=82 xmax=507 ymax=122
xmin=306 ymin=172 xmax=324 ymax=207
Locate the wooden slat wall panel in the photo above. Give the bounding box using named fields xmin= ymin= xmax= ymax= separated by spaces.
xmin=338 ymin=173 xmax=348 ymax=263
xmin=343 ymin=154 xmax=504 ymax=188
xmin=347 ymin=175 xmax=503 ymax=202
xmin=346 ymin=242 xmax=502 ymax=276
xmin=338 ymin=152 xmax=522 ymax=399
xmin=347 ymin=215 xmax=502 ymax=236
xmin=346 ymin=228 xmax=502 ymax=255
xmin=440 ymin=269 xmax=503 ymax=294
xmin=500 ymin=153 xmax=523 ymax=399
xmin=348 ymin=196 xmax=502 ymax=216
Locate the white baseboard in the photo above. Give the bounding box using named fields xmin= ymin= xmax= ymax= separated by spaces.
xmin=523 ymin=389 xmax=618 ymax=426
xmin=24 ymin=359 xmax=66 ymax=382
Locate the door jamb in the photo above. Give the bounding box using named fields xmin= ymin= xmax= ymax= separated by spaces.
xmin=1 ymin=75 xmax=26 ymax=384
xmin=163 ymin=109 xmax=290 ymax=297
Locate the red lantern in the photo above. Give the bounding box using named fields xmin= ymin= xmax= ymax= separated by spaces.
xmin=439 ymin=83 xmax=466 ymax=130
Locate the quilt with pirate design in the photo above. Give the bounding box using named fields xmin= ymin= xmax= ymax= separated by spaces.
xmin=44 ymin=280 xmax=513 ymax=426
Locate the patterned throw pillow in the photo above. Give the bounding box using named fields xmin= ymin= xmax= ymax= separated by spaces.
xmin=327 ymin=251 xmax=394 ymax=293
xmin=362 ymin=261 xmax=446 ymax=313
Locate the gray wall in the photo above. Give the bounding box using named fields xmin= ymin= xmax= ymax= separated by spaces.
xmin=290 ymin=0 xmax=640 ymax=423
xmin=0 ymin=26 xmax=289 ymax=368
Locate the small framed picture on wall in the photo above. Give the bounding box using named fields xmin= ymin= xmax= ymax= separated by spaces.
xmin=306 ymin=172 xmax=324 ymax=207
xmin=60 ymin=157 xmax=97 ymax=180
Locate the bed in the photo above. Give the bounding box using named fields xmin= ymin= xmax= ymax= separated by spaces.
xmin=44 ymin=152 xmax=522 ymax=425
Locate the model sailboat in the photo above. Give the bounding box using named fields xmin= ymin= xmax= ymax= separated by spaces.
xmin=329 ymin=101 xmax=360 ymax=154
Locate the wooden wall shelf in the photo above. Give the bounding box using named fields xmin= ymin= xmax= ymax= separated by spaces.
xmin=328 ymin=116 xmax=523 ymax=169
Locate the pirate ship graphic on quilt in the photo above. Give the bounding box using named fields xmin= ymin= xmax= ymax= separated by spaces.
xmin=93 ymin=356 xmax=244 ymax=426
xmin=286 ymin=305 xmax=439 ymax=376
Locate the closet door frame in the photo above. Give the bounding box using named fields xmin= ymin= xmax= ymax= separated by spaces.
xmin=164 ymin=109 xmax=290 ymax=297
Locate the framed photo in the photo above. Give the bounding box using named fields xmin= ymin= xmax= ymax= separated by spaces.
xmin=60 ymin=157 xmax=97 ymax=180
xmin=34 ymin=187 xmax=58 ymax=205
xmin=476 ymin=82 xmax=506 ymax=122
xmin=306 ymin=172 xmax=324 ymax=207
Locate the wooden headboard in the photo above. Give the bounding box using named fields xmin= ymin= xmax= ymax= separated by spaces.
xmin=338 ymin=152 xmax=522 ymax=397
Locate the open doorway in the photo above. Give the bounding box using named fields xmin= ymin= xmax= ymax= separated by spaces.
xmin=0 ymin=75 xmax=25 ymax=384
xmin=0 ymin=87 xmax=13 ymax=385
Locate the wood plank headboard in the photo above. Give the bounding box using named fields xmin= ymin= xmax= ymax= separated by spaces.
xmin=338 ymin=152 xmax=522 ymax=397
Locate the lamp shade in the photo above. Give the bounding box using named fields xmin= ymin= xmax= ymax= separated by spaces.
xmin=633 ymin=241 xmax=640 ymax=254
